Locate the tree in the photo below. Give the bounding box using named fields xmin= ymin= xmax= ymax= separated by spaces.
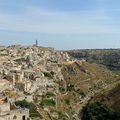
xmin=80 ymin=102 xmax=120 ymax=120
xmin=15 ymin=100 xmax=40 ymax=118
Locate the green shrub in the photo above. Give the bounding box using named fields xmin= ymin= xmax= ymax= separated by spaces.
xmin=50 ymin=71 xmax=55 ymax=76
xmin=44 ymin=72 xmax=53 ymax=79
xmin=46 ymin=92 xmax=55 ymax=98
xmin=58 ymin=111 xmax=68 ymax=120
xmin=15 ymin=100 xmax=40 ymax=118
xmin=64 ymin=98 xmax=70 ymax=105
xmin=67 ymin=84 xmax=75 ymax=91
xmin=40 ymin=98 xmax=56 ymax=107
xmin=81 ymin=102 xmax=120 ymax=120
xmin=15 ymin=57 xmax=25 ymax=64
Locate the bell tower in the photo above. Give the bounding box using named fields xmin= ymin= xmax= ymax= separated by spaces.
xmin=36 ymin=39 xmax=38 ymax=47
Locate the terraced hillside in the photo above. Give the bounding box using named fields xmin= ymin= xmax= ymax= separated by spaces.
xmin=62 ymin=60 xmax=118 ymax=93
xmin=54 ymin=60 xmax=119 ymax=120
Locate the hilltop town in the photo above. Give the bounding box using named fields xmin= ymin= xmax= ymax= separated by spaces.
xmin=0 ymin=41 xmax=119 ymax=120
xmin=0 ymin=40 xmax=76 ymax=120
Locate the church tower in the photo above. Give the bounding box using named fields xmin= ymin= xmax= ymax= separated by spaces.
xmin=36 ymin=39 xmax=38 ymax=47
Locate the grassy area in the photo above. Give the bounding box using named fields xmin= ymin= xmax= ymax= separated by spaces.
xmin=15 ymin=100 xmax=40 ymax=118
xmin=40 ymin=98 xmax=56 ymax=107
xmin=46 ymin=92 xmax=55 ymax=98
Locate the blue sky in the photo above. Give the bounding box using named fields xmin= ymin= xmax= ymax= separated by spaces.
xmin=0 ymin=0 xmax=120 ymax=49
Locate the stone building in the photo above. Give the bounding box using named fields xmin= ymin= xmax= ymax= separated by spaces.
xmin=0 ymin=79 xmax=12 ymax=92
xmin=6 ymin=69 xmax=32 ymax=93
xmin=35 ymin=77 xmax=58 ymax=95
xmin=0 ymin=93 xmax=31 ymax=120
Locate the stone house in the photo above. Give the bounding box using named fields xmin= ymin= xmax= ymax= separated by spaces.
xmin=0 ymin=94 xmax=31 ymax=120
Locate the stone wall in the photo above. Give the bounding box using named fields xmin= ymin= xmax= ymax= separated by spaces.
xmin=0 ymin=103 xmax=10 ymax=116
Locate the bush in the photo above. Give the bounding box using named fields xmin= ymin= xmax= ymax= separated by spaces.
xmin=44 ymin=72 xmax=53 ymax=79
xmin=15 ymin=57 xmax=25 ymax=64
xmin=15 ymin=100 xmax=40 ymax=118
xmin=40 ymin=98 xmax=56 ymax=107
xmin=58 ymin=111 xmax=68 ymax=120
xmin=64 ymin=98 xmax=70 ymax=105
xmin=80 ymin=102 xmax=120 ymax=120
xmin=50 ymin=71 xmax=55 ymax=76
xmin=67 ymin=84 xmax=75 ymax=91
xmin=46 ymin=92 xmax=55 ymax=98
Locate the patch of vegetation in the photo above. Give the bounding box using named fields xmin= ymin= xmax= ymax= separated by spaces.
xmin=14 ymin=57 xmax=25 ymax=64
xmin=58 ymin=111 xmax=68 ymax=120
xmin=50 ymin=71 xmax=55 ymax=76
xmin=15 ymin=100 xmax=40 ymax=118
xmin=40 ymin=98 xmax=56 ymax=107
xmin=46 ymin=92 xmax=55 ymax=98
xmin=76 ymin=89 xmax=86 ymax=98
xmin=67 ymin=84 xmax=75 ymax=91
xmin=64 ymin=98 xmax=70 ymax=105
xmin=81 ymin=102 xmax=120 ymax=120
xmin=43 ymin=72 xmax=53 ymax=79
xmin=90 ymin=83 xmax=120 ymax=115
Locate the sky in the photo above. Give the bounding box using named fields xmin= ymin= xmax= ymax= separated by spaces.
xmin=0 ymin=0 xmax=120 ymax=50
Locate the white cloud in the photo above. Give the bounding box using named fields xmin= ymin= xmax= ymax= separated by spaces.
xmin=0 ymin=6 xmax=118 ymax=34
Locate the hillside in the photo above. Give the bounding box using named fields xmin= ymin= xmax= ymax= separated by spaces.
xmin=54 ymin=60 xmax=119 ymax=120
xmin=0 ymin=45 xmax=120 ymax=120
xmin=62 ymin=60 xmax=118 ymax=93
xmin=68 ymin=49 xmax=120 ymax=71
xmin=90 ymin=81 xmax=120 ymax=115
